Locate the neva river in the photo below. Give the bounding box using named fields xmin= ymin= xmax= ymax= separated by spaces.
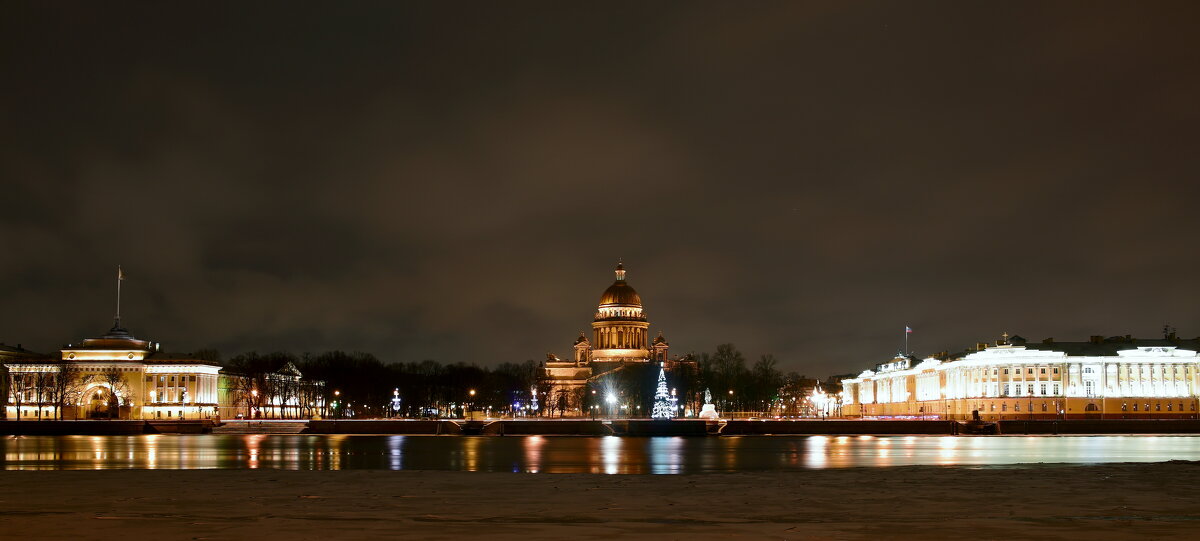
xmin=4 ymin=434 xmax=1200 ymax=473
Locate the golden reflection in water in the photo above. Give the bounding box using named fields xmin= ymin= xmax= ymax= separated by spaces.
xmin=145 ymin=434 xmax=159 ymax=470
xmin=463 ymin=436 xmax=480 ymax=472
xmin=723 ymin=436 xmax=740 ymax=471
xmin=92 ymin=435 xmax=103 ymax=463
xmin=327 ymin=435 xmax=345 ymax=470
xmin=524 ymin=435 xmax=544 ymax=473
xmin=245 ymin=434 xmax=264 ymax=470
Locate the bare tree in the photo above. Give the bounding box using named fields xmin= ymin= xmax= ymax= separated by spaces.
xmin=229 ymin=375 xmax=257 ymax=419
xmin=56 ymin=363 xmax=92 ymax=420
xmin=7 ymin=371 xmax=31 ymax=421
xmin=99 ymin=367 xmax=131 ymax=419
xmin=32 ymin=369 xmax=54 ymax=420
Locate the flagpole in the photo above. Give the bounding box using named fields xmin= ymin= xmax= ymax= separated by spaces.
xmin=116 ymin=265 xmax=122 ymax=327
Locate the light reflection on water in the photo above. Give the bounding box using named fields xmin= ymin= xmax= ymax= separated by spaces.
xmin=4 ymin=434 xmax=1200 ymax=473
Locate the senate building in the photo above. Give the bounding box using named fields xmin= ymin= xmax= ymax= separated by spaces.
xmin=541 ymin=262 xmax=691 ymax=415
xmin=842 ymin=332 xmax=1200 ymax=420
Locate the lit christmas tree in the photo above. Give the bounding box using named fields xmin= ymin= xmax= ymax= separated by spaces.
xmin=651 ymin=364 xmax=675 ymax=420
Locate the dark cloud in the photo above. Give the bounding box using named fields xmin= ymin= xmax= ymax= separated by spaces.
xmin=3 ymin=2 xmax=1199 ymax=376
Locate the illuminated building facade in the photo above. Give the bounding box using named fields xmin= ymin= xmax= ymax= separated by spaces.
xmin=842 ymin=334 xmax=1200 ymax=420
xmin=542 ymin=262 xmax=682 ymax=414
xmin=3 ymin=321 xmax=222 ymax=420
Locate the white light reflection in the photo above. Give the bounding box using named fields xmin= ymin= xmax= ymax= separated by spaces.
xmin=600 ymin=436 xmax=620 ymax=474
xmin=937 ymin=436 xmax=959 ymax=463
xmin=648 ymin=437 xmax=683 ymax=474
xmin=805 ymin=435 xmax=828 ymax=468
xmin=388 ymin=436 xmax=404 ymax=471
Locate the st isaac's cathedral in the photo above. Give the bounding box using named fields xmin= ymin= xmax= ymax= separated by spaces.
xmin=541 ymin=262 xmax=692 ymax=414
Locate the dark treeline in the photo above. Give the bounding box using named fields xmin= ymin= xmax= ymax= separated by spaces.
xmin=213 ymin=343 xmax=799 ymax=419
xmin=217 ymin=350 xmax=541 ymax=419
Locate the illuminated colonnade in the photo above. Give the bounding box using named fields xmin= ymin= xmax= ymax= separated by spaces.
xmin=842 ymin=342 xmax=1200 ymax=420
xmin=3 ymin=326 xmax=223 ymax=420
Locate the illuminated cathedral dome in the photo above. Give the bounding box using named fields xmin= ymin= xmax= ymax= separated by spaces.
xmin=598 ymin=262 xmax=642 ymax=307
xmin=590 ymin=262 xmax=650 ymax=357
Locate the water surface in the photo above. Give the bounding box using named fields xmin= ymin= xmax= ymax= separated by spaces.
xmin=4 ymin=434 xmax=1200 ymax=473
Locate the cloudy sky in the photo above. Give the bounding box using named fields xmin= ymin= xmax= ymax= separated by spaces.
xmin=3 ymin=2 xmax=1199 ymax=376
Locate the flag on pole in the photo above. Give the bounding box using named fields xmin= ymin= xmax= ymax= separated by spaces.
xmin=118 ymin=266 xmax=126 ymax=281
xmin=905 ymin=326 xmax=913 ymax=333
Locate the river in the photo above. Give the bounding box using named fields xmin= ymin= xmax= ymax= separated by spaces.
xmin=4 ymin=434 xmax=1200 ymax=472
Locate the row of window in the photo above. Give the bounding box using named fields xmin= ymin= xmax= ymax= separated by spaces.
xmin=999 ymin=367 xmax=1060 ymax=375
xmin=1121 ymin=402 xmax=1195 ymax=412
xmin=1003 ymin=383 xmax=1060 ymax=396
xmin=988 ymin=401 xmax=1198 ymax=412
xmin=146 ymin=375 xmax=199 ymax=383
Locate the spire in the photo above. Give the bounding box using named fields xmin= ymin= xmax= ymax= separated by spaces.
xmin=615 ymin=259 xmax=626 ymax=281
xmin=114 ymin=265 xmax=126 ymax=330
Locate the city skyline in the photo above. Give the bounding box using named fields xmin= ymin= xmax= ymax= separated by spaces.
xmin=4 ymin=3 xmax=1200 ymax=376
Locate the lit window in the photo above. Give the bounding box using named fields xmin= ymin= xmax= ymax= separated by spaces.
xmin=1014 ymin=403 xmax=1020 ymax=412
xmin=1122 ymin=403 xmax=1128 ymax=411
xmin=1002 ymin=404 xmax=1007 ymax=412
xmin=1133 ymin=403 xmax=1138 ymax=411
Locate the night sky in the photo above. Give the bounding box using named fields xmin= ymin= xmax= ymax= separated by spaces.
xmin=3 ymin=2 xmax=1199 ymax=377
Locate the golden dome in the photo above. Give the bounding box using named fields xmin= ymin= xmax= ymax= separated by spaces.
xmin=598 ymin=262 xmax=642 ymax=306
xmin=599 ymin=281 xmax=642 ymax=306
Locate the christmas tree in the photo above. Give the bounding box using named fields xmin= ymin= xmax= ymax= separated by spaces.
xmin=651 ymin=365 xmax=675 ymax=420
